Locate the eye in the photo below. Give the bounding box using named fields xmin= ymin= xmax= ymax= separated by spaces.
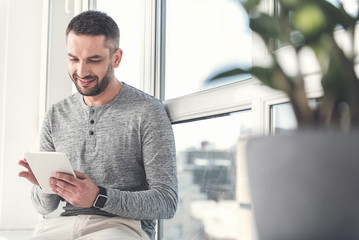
xmin=69 ymin=58 xmax=79 ymax=62
xmin=89 ymin=59 xmax=102 ymax=63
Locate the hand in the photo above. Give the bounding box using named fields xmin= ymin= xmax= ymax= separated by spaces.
xmin=49 ymin=171 xmax=100 ymax=208
xmin=18 ymin=158 xmax=40 ymax=186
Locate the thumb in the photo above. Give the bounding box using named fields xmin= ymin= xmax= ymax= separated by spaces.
xmin=74 ymin=171 xmax=88 ymax=180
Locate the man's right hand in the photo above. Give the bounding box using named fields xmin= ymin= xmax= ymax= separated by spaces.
xmin=18 ymin=158 xmax=40 ymax=186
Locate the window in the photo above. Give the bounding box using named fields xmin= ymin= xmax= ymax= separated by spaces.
xmin=164 ymin=110 xmax=253 ymax=240
xmin=95 ymin=0 xmax=147 ymax=90
xmin=271 ymin=103 xmax=297 ymax=135
xmin=165 ymin=0 xmax=252 ymax=99
xmin=270 ymin=99 xmax=318 ymax=135
xmin=92 ymin=1 xmax=326 ymax=240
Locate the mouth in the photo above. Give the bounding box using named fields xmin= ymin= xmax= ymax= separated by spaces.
xmin=77 ymin=77 xmax=96 ymax=87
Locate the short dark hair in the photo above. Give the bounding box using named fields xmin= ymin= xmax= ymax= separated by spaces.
xmin=66 ymin=11 xmax=120 ymax=51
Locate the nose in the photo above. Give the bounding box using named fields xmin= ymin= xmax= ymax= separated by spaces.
xmin=77 ymin=61 xmax=91 ymax=78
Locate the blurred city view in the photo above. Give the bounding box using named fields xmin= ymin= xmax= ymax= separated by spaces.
xmin=163 ymin=111 xmax=253 ymax=240
xmin=163 ymin=103 xmax=299 ymax=239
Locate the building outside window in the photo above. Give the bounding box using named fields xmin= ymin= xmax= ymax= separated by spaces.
xmin=165 ymin=111 xmax=252 ymax=239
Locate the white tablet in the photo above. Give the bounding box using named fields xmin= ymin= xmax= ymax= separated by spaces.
xmin=24 ymin=152 xmax=76 ymax=194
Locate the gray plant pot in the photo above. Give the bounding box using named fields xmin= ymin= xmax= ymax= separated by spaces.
xmin=246 ymin=130 xmax=359 ymax=240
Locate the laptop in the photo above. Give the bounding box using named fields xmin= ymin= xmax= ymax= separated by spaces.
xmin=246 ymin=131 xmax=359 ymax=240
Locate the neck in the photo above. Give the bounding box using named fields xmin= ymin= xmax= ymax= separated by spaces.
xmin=83 ymin=78 xmax=123 ymax=106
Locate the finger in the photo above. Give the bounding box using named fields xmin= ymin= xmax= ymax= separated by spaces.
xmin=18 ymin=159 xmax=31 ymax=170
xmin=19 ymin=170 xmax=40 ymax=186
xmin=19 ymin=158 xmax=28 ymax=163
xmin=54 ymin=172 xmax=79 ymax=185
xmin=50 ymin=184 xmax=78 ymax=207
xmin=50 ymin=177 xmax=76 ymax=194
xmin=50 ymin=177 xmax=80 ymax=206
xmin=18 ymin=171 xmax=29 ymax=178
xmin=50 ymin=182 xmax=72 ymax=200
xmin=18 ymin=160 xmax=35 ymax=177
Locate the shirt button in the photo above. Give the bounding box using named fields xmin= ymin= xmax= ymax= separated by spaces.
xmin=89 ymin=131 xmax=94 ymax=135
xmin=90 ymin=120 xmax=95 ymax=124
xmin=91 ymin=109 xmax=95 ymax=114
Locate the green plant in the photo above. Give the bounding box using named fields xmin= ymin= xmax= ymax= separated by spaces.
xmin=210 ymin=0 xmax=359 ymax=130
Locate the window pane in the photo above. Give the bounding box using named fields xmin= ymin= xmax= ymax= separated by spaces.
xmin=271 ymin=103 xmax=297 ymax=135
xmin=165 ymin=0 xmax=252 ymax=99
xmin=271 ymin=100 xmax=318 ymax=135
xmin=164 ymin=110 xmax=252 ymax=240
xmin=96 ymin=0 xmax=145 ymax=90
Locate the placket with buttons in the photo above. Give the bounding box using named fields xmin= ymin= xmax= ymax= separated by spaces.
xmin=87 ymin=108 xmax=97 ymax=152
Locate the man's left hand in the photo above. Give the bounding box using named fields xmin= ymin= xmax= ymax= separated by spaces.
xmin=49 ymin=171 xmax=100 ymax=208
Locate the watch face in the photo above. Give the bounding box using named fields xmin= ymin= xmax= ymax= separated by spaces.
xmin=94 ymin=194 xmax=107 ymax=208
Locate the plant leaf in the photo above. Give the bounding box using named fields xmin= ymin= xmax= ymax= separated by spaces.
xmin=206 ymin=66 xmax=273 ymax=87
xmin=208 ymin=68 xmax=251 ymax=82
xmin=250 ymin=13 xmax=281 ymax=44
xmin=241 ymin=0 xmax=261 ymax=12
xmin=314 ymin=0 xmax=357 ymax=30
xmin=292 ymin=3 xmax=327 ymax=39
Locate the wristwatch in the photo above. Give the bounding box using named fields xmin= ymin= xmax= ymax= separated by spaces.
xmin=93 ymin=186 xmax=108 ymax=209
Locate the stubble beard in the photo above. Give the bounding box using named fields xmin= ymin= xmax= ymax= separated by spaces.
xmin=70 ymin=62 xmax=113 ymax=97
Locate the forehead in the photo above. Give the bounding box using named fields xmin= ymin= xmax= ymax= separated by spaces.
xmin=67 ymin=32 xmax=110 ymax=57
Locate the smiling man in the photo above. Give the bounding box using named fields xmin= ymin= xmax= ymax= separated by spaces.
xmin=18 ymin=11 xmax=177 ymax=240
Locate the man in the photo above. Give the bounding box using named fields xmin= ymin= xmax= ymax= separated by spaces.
xmin=18 ymin=10 xmax=177 ymax=240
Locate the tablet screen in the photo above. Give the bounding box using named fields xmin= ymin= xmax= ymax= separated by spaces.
xmin=25 ymin=152 xmax=76 ymax=194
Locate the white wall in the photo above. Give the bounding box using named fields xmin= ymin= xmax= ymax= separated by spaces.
xmin=0 ymin=0 xmax=44 ymax=229
xmin=0 ymin=0 xmax=80 ymax=230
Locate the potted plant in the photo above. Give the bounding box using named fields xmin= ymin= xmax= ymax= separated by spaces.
xmin=211 ymin=0 xmax=359 ymax=130
xmin=209 ymin=0 xmax=359 ymax=239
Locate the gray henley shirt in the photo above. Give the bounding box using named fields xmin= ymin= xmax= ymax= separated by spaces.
xmin=31 ymin=83 xmax=178 ymax=239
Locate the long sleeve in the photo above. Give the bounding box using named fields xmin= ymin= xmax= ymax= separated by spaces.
xmin=102 ymin=102 xmax=178 ymax=219
xmin=30 ymin=106 xmax=62 ymax=216
xmin=31 ymin=186 xmax=61 ymax=216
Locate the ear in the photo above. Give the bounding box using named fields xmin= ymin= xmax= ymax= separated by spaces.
xmin=113 ymin=48 xmax=123 ymax=68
